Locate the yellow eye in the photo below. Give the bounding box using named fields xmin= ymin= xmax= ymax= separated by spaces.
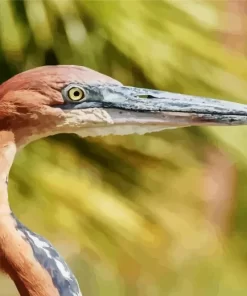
xmin=68 ymin=87 xmax=85 ymax=101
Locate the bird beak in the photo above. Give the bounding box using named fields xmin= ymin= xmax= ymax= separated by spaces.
xmin=74 ymin=85 xmax=247 ymax=127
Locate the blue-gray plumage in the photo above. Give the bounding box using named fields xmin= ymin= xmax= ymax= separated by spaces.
xmin=12 ymin=214 xmax=82 ymax=296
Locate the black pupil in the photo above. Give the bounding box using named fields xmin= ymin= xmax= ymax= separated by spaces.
xmin=74 ymin=90 xmax=80 ymax=97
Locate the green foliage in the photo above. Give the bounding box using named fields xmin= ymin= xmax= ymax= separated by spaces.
xmin=1 ymin=0 xmax=247 ymax=295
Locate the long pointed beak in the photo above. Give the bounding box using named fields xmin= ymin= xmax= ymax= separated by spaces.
xmin=73 ymin=85 xmax=247 ymax=127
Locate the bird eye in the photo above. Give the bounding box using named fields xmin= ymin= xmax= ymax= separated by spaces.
xmin=67 ymin=87 xmax=85 ymax=102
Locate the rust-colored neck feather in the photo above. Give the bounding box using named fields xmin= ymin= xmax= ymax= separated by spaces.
xmin=0 ymin=215 xmax=60 ymax=296
xmin=0 ymin=131 xmax=60 ymax=296
xmin=0 ymin=131 xmax=15 ymax=215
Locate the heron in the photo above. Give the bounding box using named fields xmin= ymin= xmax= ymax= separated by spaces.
xmin=1 ymin=65 xmax=247 ymax=296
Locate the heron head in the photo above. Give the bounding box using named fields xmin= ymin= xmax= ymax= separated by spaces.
xmin=1 ymin=65 xmax=247 ymax=147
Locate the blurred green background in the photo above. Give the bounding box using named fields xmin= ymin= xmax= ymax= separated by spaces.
xmin=2 ymin=0 xmax=247 ymax=295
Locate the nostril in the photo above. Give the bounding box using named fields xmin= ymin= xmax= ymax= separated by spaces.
xmin=137 ymin=95 xmax=156 ymax=99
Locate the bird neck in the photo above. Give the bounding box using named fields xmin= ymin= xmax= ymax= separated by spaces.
xmin=0 ymin=131 xmax=62 ymax=295
xmin=0 ymin=131 xmax=82 ymax=296
xmin=0 ymin=214 xmax=61 ymax=296
xmin=0 ymin=131 xmax=16 ymax=216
